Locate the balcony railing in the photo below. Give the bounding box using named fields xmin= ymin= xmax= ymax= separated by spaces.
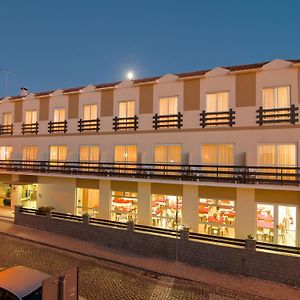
xmin=48 ymin=120 xmax=68 ymax=134
xmin=22 ymin=122 xmax=39 ymax=135
xmin=78 ymin=118 xmax=100 ymax=133
xmin=256 ymin=105 xmax=299 ymax=126
xmin=0 ymin=160 xmax=299 ymax=186
xmin=113 ymin=115 xmax=138 ymax=131
xmin=0 ymin=124 xmax=13 ymax=135
xmin=200 ymin=109 xmax=235 ymax=128
xmin=153 ymin=112 xmax=183 ymax=129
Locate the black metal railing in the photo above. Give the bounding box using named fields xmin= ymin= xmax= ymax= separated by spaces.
xmin=256 ymin=241 xmax=300 ymax=255
xmin=78 ymin=118 xmax=100 ymax=132
xmin=48 ymin=120 xmax=68 ymax=134
xmin=153 ymin=112 xmax=183 ymax=129
xmin=0 ymin=124 xmax=13 ymax=135
xmin=22 ymin=122 xmax=39 ymax=135
xmin=2 ymin=160 xmax=300 ymax=186
xmin=256 ymin=105 xmax=299 ymax=126
xmin=113 ymin=115 xmax=138 ymax=131
xmin=200 ymin=109 xmax=235 ymax=127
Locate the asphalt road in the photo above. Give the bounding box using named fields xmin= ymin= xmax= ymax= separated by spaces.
xmin=0 ymin=234 xmax=266 ymax=300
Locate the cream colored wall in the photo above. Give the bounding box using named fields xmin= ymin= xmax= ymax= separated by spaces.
xmin=37 ymin=176 xmax=76 ymax=213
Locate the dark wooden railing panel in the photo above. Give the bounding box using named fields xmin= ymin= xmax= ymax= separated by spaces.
xmin=1 ymin=160 xmax=299 ymax=186
xmin=256 ymin=105 xmax=299 ymax=126
xmin=22 ymin=122 xmax=39 ymax=134
xmin=0 ymin=124 xmax=13 ymax=135
xmin=78 ymin=118 xmax=100 ymax=132
xmin=200 ymin=109 xmax=235 ymax=127
xmin=153 ymin=112 xmax=183 ymax=129
xmin=48 ymin=120 xmax=68 ymax=134
xmin=113 ymin=115 xmax=138 ymax=131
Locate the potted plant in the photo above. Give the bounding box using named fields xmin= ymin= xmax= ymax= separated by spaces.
xmin=3 ymin=189 xmax=11 ymax=206
xmin=36 ymin=206 xmax=55 ymax=216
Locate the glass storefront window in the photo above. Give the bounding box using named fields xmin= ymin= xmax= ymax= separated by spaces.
xmin=198 ymin=198 xmax=235 ymax=237
xmin=111 ymin=191 xmax=138 ymax=222
xmin=256 ymin=204 xmax=274 ymax=243
xmin=76 ymin=188 xmax=99 ymax=217
xmin=21 ymin=184 xmax=37 ymax=209
xmin=151 ymin=194 xmax=182 ymax=229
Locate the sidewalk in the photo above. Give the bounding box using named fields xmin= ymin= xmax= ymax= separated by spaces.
xmin=0 ymin=217 xmax=300 ymax=300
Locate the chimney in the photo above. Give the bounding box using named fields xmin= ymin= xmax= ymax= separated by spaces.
xmin=20 ymin=87 xmax=29 ymax=96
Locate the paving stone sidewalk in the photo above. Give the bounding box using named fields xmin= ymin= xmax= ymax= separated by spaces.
xmin=0 ymin=216 xmax=299 ymax=299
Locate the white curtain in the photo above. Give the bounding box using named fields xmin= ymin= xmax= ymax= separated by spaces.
xmin=53 ymin=109 xmax=65 ymax=122
xmin=83 ymin=104 xmax=97 ymax=120
xmin=25 ymin=111 xmax=37 ymax=124
xmin=3 ymin=113 xmax=12 ymax=126
xmin=159 ymin=97 xmax=178 ymax=115
xmin=23 ymin=146 xmax=38 ymax=161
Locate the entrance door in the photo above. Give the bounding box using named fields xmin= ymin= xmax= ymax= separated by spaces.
xmin=256 ymin=204 xmax=297 ymax=246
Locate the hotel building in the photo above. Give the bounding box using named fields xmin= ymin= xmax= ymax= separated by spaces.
xmin=0 ymin=59 xmax=300 ymax=247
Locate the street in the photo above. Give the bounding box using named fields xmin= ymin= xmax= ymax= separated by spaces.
xmin=0 ymin=233 xmax=266 ymax=300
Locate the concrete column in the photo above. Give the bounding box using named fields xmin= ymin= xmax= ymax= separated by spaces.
xmin=10 ymin=185 xmax=22 ymax=208
xmin=99 ymin=180 xmax=111 ymax=220
xmin=137 ymin=182 xmax=151 ymax=226
xmin=182 ymin=185 xmax=198 ymax=232
xmin=37 ymin=177 xmax=76 ymax=213
xmin=236 ymin=188 xmax=256 ymax=239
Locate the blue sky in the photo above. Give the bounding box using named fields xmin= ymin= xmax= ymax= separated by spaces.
xmin=0 ymin=0 xmax=299 ymax=97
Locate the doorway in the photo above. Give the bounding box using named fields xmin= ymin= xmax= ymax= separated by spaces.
xmin=256 ymin=204 xmax=297 ymax=246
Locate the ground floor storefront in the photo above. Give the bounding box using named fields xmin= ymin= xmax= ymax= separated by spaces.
xmin=1 ymin=174 xmax=300 ymax=247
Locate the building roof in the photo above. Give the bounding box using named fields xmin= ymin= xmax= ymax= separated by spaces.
xmin=4 ymin=59 xmax=300 ymax=100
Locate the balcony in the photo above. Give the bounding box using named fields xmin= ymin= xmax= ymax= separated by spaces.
xmin=48 ymin=120 xmax=68 ymax=134
xmin=78 ymin=118 xmax=100 ymax=133
xmin=113 ymin=116 xmax=138 ymax=131
xmin=0 ymin=124 xmax=13 ymax=135
xmin=200 ymin=109 xmax=235 ymax=128
xmin=0 ymin=160 xmax=299 ymax=186
xmin=256 ymin=105 xmax=299 ymax=126
xmin=22 ymin=123 xmax=39 ymax=135
xmin=153 ymin=113 xmax=183 ymax=130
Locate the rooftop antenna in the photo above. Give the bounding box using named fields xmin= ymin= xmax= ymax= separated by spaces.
xmin=0 ymin=67 xmax=12 ymax=97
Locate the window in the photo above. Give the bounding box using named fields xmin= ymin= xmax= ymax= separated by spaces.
xmin=201 ymin=144 xmax=234 ymax=165
xmin=263 ymin=86 xmax=290 ymax=109
xmin=199 ymin=198 xmax=235 ymax=237
xmin=2 ymin=112 xmax=12 ymax=125
xmin=114 ymin=145 xmax=137 ymax=163
xmin=159 ymin=97 xmax=178 ymax=115
xmin=119 ymin=101 xmax=135 ymax=118
xmin=79 ymin=146 xmax=99 ymax=162
xmin=25 ymin=110 xmax=37 ymax=124
xmin=76 ymin=188 xmax=99 ymax=217
xmin=53 ymin=109 xmax=65 ymax=122
xmin=83 ymin=104 xmax=97 ymax=120
xmin=50 ymin=146 xmax=67 ymax=164
xmin=154 ymin=145 xmax=181 ymax=164
xmin=206 ymin=92 xmax=229 ymax=112
xmin=258 ymin=144 xmax=296 ymax=167
xmin=23 ymin=146 xmax=38 ymax=161
xmin=0 ymin=146 xmax=13 ymax=160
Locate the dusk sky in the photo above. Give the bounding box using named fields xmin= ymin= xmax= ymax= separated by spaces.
xmin=0 ymin=0 xmax=299 ymax=97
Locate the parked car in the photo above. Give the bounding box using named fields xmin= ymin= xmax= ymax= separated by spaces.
xmin=0 ymin=266 xmax=49 ymax=299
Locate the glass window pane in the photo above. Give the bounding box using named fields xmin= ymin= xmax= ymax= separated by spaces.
xmin=167 ymin=145 xmax=181 ymax=163
xmin=218 ymin=144 xmax=234 ymax=165
xmin=277 ymin=144 xmax=296 ymax=166
xmin=201 ymin=145 xmax=217 ymax=164
xmin=276 ymin=86 xmax=290 ymax=108
xmin=154 ymin=146 xmax=167 ymax=163
xmin=258 ymin=144 xmax=276 ymax=165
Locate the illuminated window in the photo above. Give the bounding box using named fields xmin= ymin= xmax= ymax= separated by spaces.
xmin=263 ymin=86 xmax=290 ymax=109
xmin=118 ymin=101 xmax=135 ymax=118
xmin=154 ymin=145 xmax=181 ymax=164
xmin=25 ymin=110 xmax=37 ymax=124
xmin=2 ymin=113 xmax=12 ymax=126
xmin=0 ymin=146 xmax=13 ymax=160
xmin=199 ymin=198 xmax=235 ymax=237
xmin=53 ymin=109 xmax=65 ymax=122
xmin=23 ymin=146 xmax=38 ymax=161
xmin=83 ymin=104 xmax=97 ymax=120
xmin=76 ymin=188 xmax=99 ymax=217
xmin=50 ymin=146 xmax=67 ymax=162
xmin=159 ymin=97 xmax=178 ymax=115
xmin=79 ymin=146 xmax=99 ymax=162
xmin=114 ymin=145 xmax=137 ymax=163
xmin=201 ymin=144 xmax=234 ymax=165
xmin=206 ymin=92 xmax=229 ymax=112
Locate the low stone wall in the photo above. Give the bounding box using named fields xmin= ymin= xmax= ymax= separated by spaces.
xmin=14 ymin=206 xmax=300 ymax=287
